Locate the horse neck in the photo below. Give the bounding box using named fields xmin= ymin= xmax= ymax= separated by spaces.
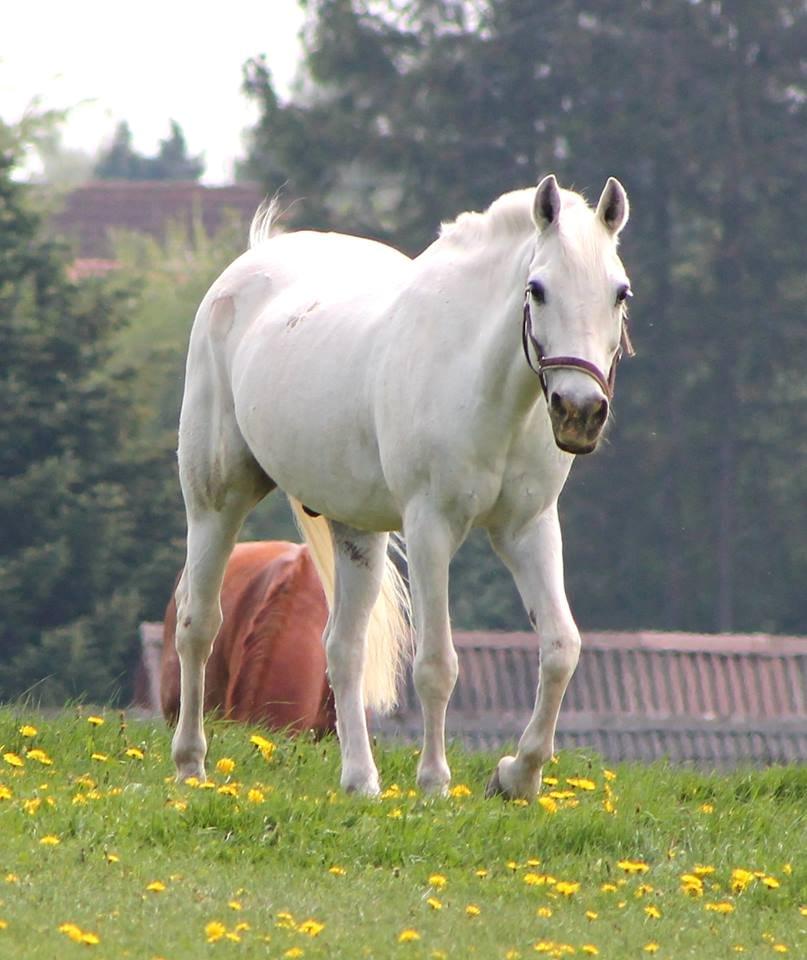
xmin=415 ymin=231 xmax=539 ymax=411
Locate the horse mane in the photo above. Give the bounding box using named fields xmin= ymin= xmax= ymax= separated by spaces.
xmin=248 ymin=195 xmax=283 ymax=249
xmin=438 ymin=187 xmax=609 ymax=273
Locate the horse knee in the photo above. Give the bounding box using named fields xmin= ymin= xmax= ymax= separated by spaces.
xmin=174 ymin=602 xmax=221 ymax=662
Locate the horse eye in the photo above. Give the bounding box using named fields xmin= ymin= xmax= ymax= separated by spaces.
xmin=616 ymin=284 xmax=632 ymax=305
xmin=528 ymin=280 xmax=546 ymax=304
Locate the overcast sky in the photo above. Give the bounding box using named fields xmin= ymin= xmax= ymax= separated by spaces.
xmin=1 ymin=0 xmax=305 ymax=183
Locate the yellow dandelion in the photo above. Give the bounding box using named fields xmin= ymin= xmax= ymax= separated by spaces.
xmin=249 ymin=733 xmax=276 ymax=760
xmin=636 ymin=884 xmax=654 ymax=897
xmin=585 ymin=910 xmax=598 ymax=921
xmin=582 ymin=947 xmax=600 ymax=956
xmin=205 ymin=921 xmax=226 ymax=942
xmin=465 ymin=904 xmax=481 ymax=917
xmin=87 ymin=716 xmax=105 ymax=726
xmin=5 ymin=874 xmax=19 ymax=884
xmin=146 ymin=881 xmax=166 ymax=893
xmin=90 ymin=753 xmax=108 ymax=762
xmin=328 ymin=865 xmax=346 ymax=877
xmin=59 ymin=922 xmax=84 ymax=942
xmin=80 ymin=932 xmax=100 ymax=945
xmin=0 ymin=785 xmax=12 ymax=801
xmin=524 ymin=872 xmax=550 ymax=886
xmin=555 ymin=881 xmax=580 ymax=896
xmin=505 ymin=952 xmax=521 ymax=960
xmin=217 ymin=783 xmax=239 ymax=797
xmin=761 ymin=876 xmax=780 ymax=889
xmin=299 ymin=919 xmax=325 ymax=937
xmin=692 ymin=864 xmax=716 ymax=876
xmin=601 ymin=883 xmax=617 ymax=893
xmin=3 ymin=753 xmax=23 ymax=768
xmin=698 ymin=802 xmax=714 ymax=814
xmin=427 ymin=897 xmax=443 ymax=910
xmin=106 ymin=853 xmax=120 ymax=863
xmin=276 ymin=912 xmax=296 ymax=930
xmin=566 ymin=777 xmax=596 ymax=791
xmin=799 ymin=906 xmax=807 ymax=916
xmin=543 ymin=776 xmax=559 ymax=786
xmin=0 ymin=920 xmax=7 ymax=930
xmin=26 ymin=749 xmax=52 ymax=765
xmin=705 ymin=901 xmax=734 ymax=914
xmin=228 ymin=900 xmax=242 ymax=911
xmin=216 ymin=757 xmax=236 ymax=776
xmin=429 ymin=873 xmax=447 ymax=889
xmin=603 ymin=769 xmax=617 ymax=781
xmin=23 ymin=797 xmax=41 ymax=815
xmin=247 ymin=788 xmax=265 ymax=804
xmin=475 ymin=868 xmax=489 ymax=878
xmin=125 ymin=747 xmax=144 ymax=760
xmin=536 ymin=907 xmax=553 ymax=918
xmin=643 ymin=943 xmax=660 ymax=954
xmin=398 ymin=929 xmax=420 ymax=943
xmin=782 ymin=864 xmax=792 ymax=876
xmin=284 ymin=950 xmax=304 ymax=959
xmin=449 ymin=783 xmax=472 ymax=798
xmin=644 ymin=905 xmax=662 ymax=919
xmin=19 ymin=725 xmax=38 ymax=737
xmin=40 ymin=835 xmax=60 ymax=846
xmin=617 ymin=859 xmax=649 ymax=874
xmin=772 ymin=946 xmax=788 ymax=954
xmin=731 ymin=868 xmax=755 ymax=893
xmin=548 ymin=790 xmax=577 ymax=800
xmin=538 ymin=796 xmax=558 ymax=814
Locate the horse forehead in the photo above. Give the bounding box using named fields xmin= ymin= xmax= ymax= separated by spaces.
xmin=536 ymin=226 xmax=623 ymax=287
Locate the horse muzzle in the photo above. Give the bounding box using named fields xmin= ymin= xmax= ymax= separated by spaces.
xmin=548 ymin=390 xmax=609 ymax=455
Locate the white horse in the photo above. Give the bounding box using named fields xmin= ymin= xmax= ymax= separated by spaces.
xmin=172 ymin=174 xmax=632 ymax=800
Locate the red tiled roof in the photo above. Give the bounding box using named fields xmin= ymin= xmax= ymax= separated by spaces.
xmin=52 ymin=181 xmax=265 ymax=259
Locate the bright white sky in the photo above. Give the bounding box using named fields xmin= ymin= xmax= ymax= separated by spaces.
xmin=1 ymin=0 xmax=305 ymax=183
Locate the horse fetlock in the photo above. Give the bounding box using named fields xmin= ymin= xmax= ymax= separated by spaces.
xmin=341 ymin=767 xmax=381 ymax=797
xmin=416 ymin=761 xmax=451 ymax=796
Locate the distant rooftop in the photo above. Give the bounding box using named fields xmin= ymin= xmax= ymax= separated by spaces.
xmin=52 ymin=180 xmax=265 ymax=259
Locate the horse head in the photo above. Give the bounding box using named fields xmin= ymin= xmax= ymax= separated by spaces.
xmin=524 ymin=174 xmax=632 ymax=454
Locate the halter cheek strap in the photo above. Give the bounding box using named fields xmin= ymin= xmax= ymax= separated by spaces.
xmin=522 ymin=290 xmax=635 ymax=401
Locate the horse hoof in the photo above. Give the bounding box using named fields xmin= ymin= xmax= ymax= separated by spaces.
xmin=175 ymin=764 xmax=206 ymax=783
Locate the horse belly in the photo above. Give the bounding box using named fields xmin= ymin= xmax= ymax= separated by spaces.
xmin=231 ymin=309 xmax=402 ymax=530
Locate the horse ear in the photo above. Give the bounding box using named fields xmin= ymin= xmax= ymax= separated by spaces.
xmin=596 ymin=177 xmax=629 ymax=235
xmin=532 ymin=174 xmax=562 ymax=231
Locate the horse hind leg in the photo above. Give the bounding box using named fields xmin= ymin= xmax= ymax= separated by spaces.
xmin=327 ymin=522 xmax=389 ymax=795
xmin=171 ymin=406 xmax=274 ymax=781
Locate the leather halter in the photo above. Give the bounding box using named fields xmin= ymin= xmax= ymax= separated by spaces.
xmin=522 ymin=288 xmax=635 ymax=401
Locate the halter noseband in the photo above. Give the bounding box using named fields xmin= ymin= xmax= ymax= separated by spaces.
xmin=521 ymin=288 xmax=635 ymax=401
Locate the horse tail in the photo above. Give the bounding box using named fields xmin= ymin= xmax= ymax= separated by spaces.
xmin=248 ymin=195 xmax=282 ymax=248
xmin=288 ymin=497 xmax=412 ymax=714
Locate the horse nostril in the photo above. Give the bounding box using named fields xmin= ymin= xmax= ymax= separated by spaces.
xmin=590 ymin=397 xmax=609 ymax=428
xmin=550 ymin=391 xmax=566 ymax=417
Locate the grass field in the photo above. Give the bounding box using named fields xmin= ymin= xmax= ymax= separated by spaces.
xmin=0 ymin=707 xmax=804 ymax=959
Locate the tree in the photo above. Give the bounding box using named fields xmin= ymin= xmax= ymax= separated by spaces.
xmin=242 ymin=0 xmax=807 ymax=634
xmin=94 ymin=119 xmax=204 ymax=181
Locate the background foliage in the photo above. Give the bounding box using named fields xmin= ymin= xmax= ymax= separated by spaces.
xmin=1 ymin=0 xmax=806 ymax=705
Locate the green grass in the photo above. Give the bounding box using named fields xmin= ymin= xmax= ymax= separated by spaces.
xmin=0 ymin=707 xmax=804 ymax=959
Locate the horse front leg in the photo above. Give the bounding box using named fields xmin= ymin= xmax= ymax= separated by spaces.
xmin=404 ymin=502 xmax=462 ymax=794
xmin=486 ymin=505 xmax=581 ymax=800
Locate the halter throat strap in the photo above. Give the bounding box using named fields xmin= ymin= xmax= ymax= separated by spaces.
xmin=521 ymin=290 xmax=635 ymax=401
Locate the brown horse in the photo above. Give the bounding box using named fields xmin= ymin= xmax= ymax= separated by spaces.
xmin=161 ymin=541 xmax=335 ymax=736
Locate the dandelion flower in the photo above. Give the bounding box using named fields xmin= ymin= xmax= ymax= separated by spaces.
xmin=643 ymin=943 xmax=660 ymax=954
xmin=228 ymin=900 xmax=242 ymax=911
xmin=146 ymin=881 xmax=166 ymax=893
xmin=398 ymin=929 xmax=420 ymax=943
xmin=585 ymin=911 xmax=598 ymax=921
xmin=19 ymin=725 xmax=37 ymax=737
xmin=249 ymin=734 xmax=275 ymax=760
xmin=449 ymin=784 xmax=472 ymax=798
xmin=465 ymin=904 xmax=481 ymax=917
xmin=536 ymin=907 xmax=553 ymax=918
xmin=284 ymin=950 xmax=304 ymax=959
xmin=299 ymin=919 xmax=325 ymax=937
xmin=582 ymin=947 xmax=600 ymax=956
xmin=216 ymin=757 xmax=236 ymax=776
xmin=429 ymin=874 xmax=447 ymax=889
xmin=555 ymin=881 xmax=580 ymax=896
xmin=427 ymin=897 xmax=443 ymax=910
xmin=0 ymin=786 xmax=13 ymax=801
xmin=705 ymin=902 xmax=734 ymax=914
xmin=205 ymin=921 xmax=226 ymax=943
xmin=59 ymin=923 xmax=84 ymax=942
xmin=87 ymin=716 xmax=105 ymax=726
xmin=247 ymin=788 xmax=265 ymax=804
xmin=328 ymin=865 xmax=346 ymax=877
xmin=388 ymin=807 xmax=403 ymax=819
xmin=0 ymin=920 xmax=7 ymax=930
xmin=538 ymin=796 xmax=558 ymax=814
xmin=3 ymin=753 xmax=23 ymax=768
xmin=566 ymin=777 xmax=596 ymax=791
xmin=475 ymin=868 xmax=489 ymax=878
xmin=106 ymin=853 xmax=120 ymax=863
xmin=125 ymin=747 xmax=144 ymax=760
xmin=617 ymin=859 xmax=649 ymax=874
xmin=26 ymin=749 xmax=52 ymax=765
xmin=698 ymin=802 xmax=714 ymax=814
xmin=90 ymin=753 xmax=108 ymax=762
xmin=772 ymin=946 xmax=788 ymax=954
xmin=731 ymin=869 xmax=755 ymax=893
xmin=644 ymin=905 xmax=662 ymax=919
xmin=40 ymin=835 xmax=60 ymax=846
xmin=761 ymin=876 xmax=780 ymax=889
